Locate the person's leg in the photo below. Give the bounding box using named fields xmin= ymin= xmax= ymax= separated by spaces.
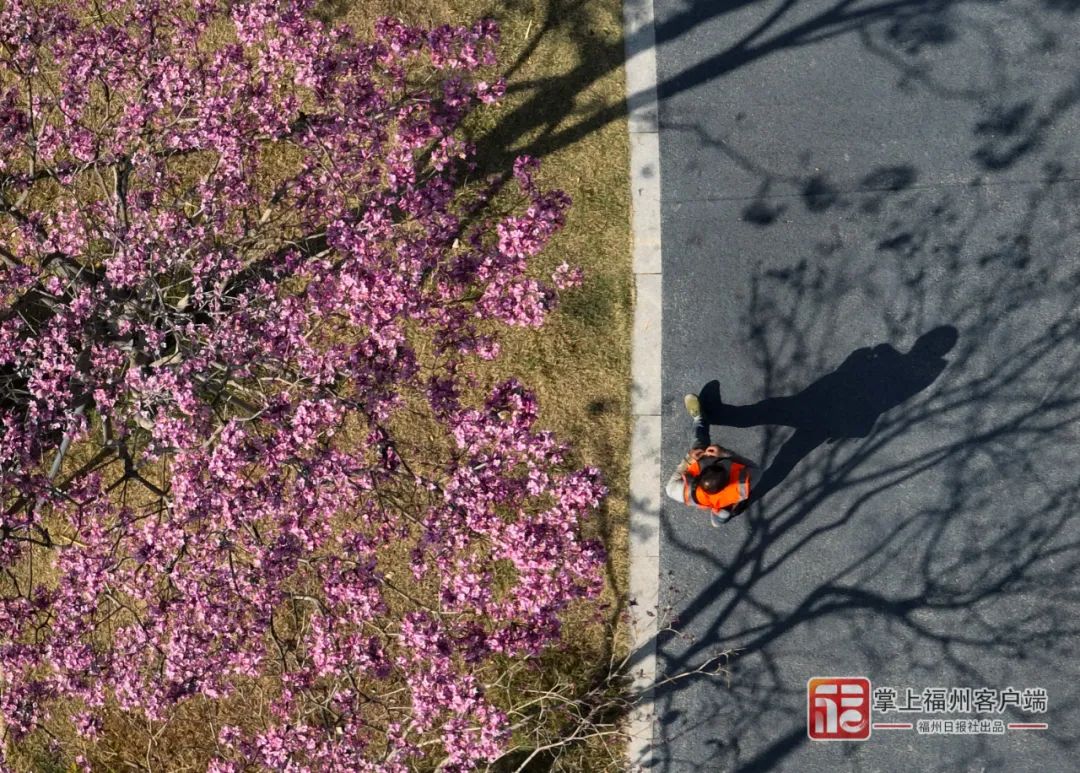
xmin=685 ymin=394 xmax=711 ymax=449
xmin=693 ymin=412 xmax=711 ymax=450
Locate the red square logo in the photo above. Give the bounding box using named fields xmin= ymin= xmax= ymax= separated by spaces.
xmin=808 ymin=677 xmax=872 ymax=741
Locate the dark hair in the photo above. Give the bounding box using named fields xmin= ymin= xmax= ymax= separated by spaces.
xmin=698 ymin=464 xmax=728 ymax=494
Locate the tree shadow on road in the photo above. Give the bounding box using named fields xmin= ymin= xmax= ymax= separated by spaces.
xmin=629 ymin=0 xmax=1080 ymax=763
xmin=641 ymin=158 xmax=1080 ymax=770
xmin=468 ymin=0 xmax=1002 ymax=175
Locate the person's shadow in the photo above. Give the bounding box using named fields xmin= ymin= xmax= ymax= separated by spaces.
xmin=700 ymin=326 xmax=959 ymax=503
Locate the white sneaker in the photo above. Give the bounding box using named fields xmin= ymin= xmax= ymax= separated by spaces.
xmin=684 ymin=394 xmax=702 ymax=420
xmin=710 ymin=510 xmax=731 ymax=528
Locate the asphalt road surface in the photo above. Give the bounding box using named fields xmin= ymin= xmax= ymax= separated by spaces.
xmin=650 ymin=1 xmax=1080 ymax=771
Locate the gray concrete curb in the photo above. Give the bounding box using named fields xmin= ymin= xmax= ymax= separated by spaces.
xmin=623 ymin=0 xmax=662 ymax=769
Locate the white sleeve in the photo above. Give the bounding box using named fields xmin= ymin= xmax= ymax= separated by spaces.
xmin=664 ymin=469 xmax=686 ymax=503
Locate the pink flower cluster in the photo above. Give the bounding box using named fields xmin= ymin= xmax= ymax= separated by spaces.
xmin=0 ymin=2 xmax=603 ymax=770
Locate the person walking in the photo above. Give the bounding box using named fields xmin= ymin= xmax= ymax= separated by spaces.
xmin=666 ymin=393 xmax=760 ymax=526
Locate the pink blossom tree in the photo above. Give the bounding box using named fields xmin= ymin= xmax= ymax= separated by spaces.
xmin=0 ymin=1 xmax=607 ymax=769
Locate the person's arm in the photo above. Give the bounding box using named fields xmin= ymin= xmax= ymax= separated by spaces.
xmin=664 ymin=454 xmax=699 ymax=503
xmin=725 ymin=451 xmax=759 ymax=468
xmin=706 ymin=445 xmax=758 ymax=469
xmin=664 ymin=469 xmax=685 ymax=503
xmin=700 ymin=444 xmax=741 ymax=461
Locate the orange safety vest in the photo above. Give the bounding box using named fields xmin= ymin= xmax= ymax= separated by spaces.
xmin=683 ymin=458 xmax=752 ymax=513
